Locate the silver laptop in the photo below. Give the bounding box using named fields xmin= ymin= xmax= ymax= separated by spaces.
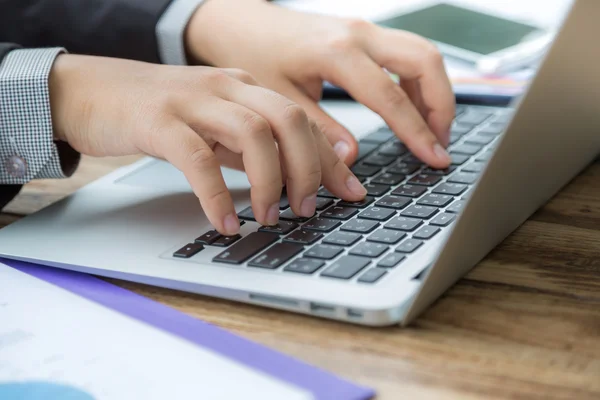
xmin=0 ymin=0 xmax=598 ymax=326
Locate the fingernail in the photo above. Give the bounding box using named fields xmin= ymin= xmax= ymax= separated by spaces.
xmin=346 ymin=175 xmax=367 ymax=197
xmin=333 ymin=141 xmax=350 ymax=162
xmin=223 ymin=213 xmax=240 ymax=235
xmin=433 ymin=143 xmax=451 ymax=164
xmin=266 ymin=203 xmax=280 ymax=226
xmin=300 ymin=193 xmax=317 ymax=217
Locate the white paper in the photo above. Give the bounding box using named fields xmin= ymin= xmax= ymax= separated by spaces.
xmin=0 ymin=263 xmax=312 ymax=400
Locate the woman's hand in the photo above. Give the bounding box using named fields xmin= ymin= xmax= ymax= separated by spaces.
xmin=49 ymin=54 xmax=367 ymax=235
xmin=186 ymin=0 xmax=455 ymax=168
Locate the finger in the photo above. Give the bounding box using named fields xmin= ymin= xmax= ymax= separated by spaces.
xmin=153 ymin=122 xmax=240 ymax=236
xmin=213 ymin=144 xmax=245 ymax=171
xmin=222 ymin=68 xmax=259 ymax=86
xmin=223 ymin=82 xmax=322 ymax=218
xmin=309 ymin=120 xmax=367 ymax=200
xmin=326 ymin=53 xmax=451 ymax=168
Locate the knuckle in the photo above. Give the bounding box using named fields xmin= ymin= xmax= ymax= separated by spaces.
xmin=344 ymin=18 xmax=373 ymax=33
xmin=226 ymin=68 xmax=256 ymax=84
xmin=187 ymin=146 xmax=218 ymax=170
xmin=205 ymin=187 xmax=230 ymax=203
xmin=282 ymin=103 xmax=309 ymax=127
xmin=419 ymin=41 xmax=444 ymax=67
xmin=243 ymin=112 xmax=272 ymax=139
xmin=203 ymin=68 xmax=232 ymax=85
xmin=382 ymin=84 xmax=408 ymax=109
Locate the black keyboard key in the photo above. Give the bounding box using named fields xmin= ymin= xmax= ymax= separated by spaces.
xmin=363 ymin=153 xmax=396 ymax=167
xmin=367 ymin=229 xmax=406 ymax=244
xmin=432 ymin=182 xmax=467 ymax=196
xmin=407 ymin=173 xmax=442 ymax=186
xmin=462 ymin=162 xmax=485 ymax=174
xmin=283 ymin=229 xmax=323 ymax=245
xmin=173 ymin=243 xmax=204 ymax=258
xmin=362 ymin=129 xmax=394 ymax=144
xmin=259 ymin=221 xmax=298 ymax=235
xmin=248 ymin=242 xmax=304 ymax=269
xmin=395 ymin=238 xmax=423 ymax=253
xmin=457 ymin=111 xmax=492 ymax=125
xmin=317 ymin=187 xmax=336 ymax=198
xmin=430 ymin=213 xmax=456 ymax=227
xmin=413 ymin=225 xmax=441 ymax=240
xmin=304 ymin=244 xmax=344 ymax=260
xmin=448 ymin=172 xmax=478 ymax=185
xmin=476 ymin=150 xmax=494 ymax=162
xmin=337 ymin=196 xmax=374 ymax=208
xmin=385 ymin=216 xmax=423 ymax=231
xmin=378 ymin=253 xmax=405 ymax=268
xmin=446 ymin=200 xmax=466 ymax=214
xmin=358 ymin=207 xmax=396 ymax=221
xmin=391 ymin=184 xmax=427 ymax=198
xmin=370 ymin=172 xmax=405 ymax=185
xmin=378 ymin=141 xmax=408 ymax=157
xmin=417 ymin=193 xmax=453 ymax=207
xmin=357 ymin=268 xmax=388 ymax=283
xmin=401 ymin=205 xmax=438 ymax=219
xmin=340 ymin=219 xmax=379 ymax=233
xmin=453 ymin=144 xmax=483 ymax=155
xmin=376 ymin=195 xmax=411 ymax=210
xmin=213 ymin=232 xmax=279 ymax=264
xmin=451 ymin=123 xmax=473 ymax=136
xmin=449 ymin=153 xmax=470 ymax=165
xmin=237 ymin=206 xmax=256 ymax=221
xmin=283 ymin=258 xmax=325 ymax=274
xmin=322 ymin=231 xmax=362 ymax=246
xmin=357 ymin=142 xmax=379 ymax=161
xmin=280 ymin=209 xmax=312 ymax=222
xmin=465 ymin=134 xmax=494 ymax=146
xmin=321 ymin=256 xmax=370 ymax=280
xmin=402 ymin=154 xmax=424 ymax=164
xmin=303 ymin=217 xmax=341 ymax=232
xmin=364 ymin=183 xmax=390 ymax=197
xmin=316 ymin=196 xmax=334 ymax=210
xmin=350 ymin=242 xmax=389 ymax=258
xmin=387 ymin=162 xmax=420 ymax=175
xmin=213 ymin=235 xmax=242 ymax=247
xmin=321 ymin=205 xmax=359 ymax=220
xmin=421 ymin=166 xmax=456 ymax=176
xmin=351 ymin=164 xmax=381 ymax=177
xmin=195 ymin=230 xmax=221 ymax=245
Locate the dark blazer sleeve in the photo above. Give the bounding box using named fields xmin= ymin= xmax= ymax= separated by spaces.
xmin=0 ymin=0 xmax=174 ymax=63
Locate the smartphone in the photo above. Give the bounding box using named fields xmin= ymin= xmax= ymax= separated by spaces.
xmin=375 ymin=2 xmax=554 ymax=74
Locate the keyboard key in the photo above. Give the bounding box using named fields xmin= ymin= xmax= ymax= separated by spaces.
xmin=462 ymin=162 xmax=485 ymax=174
xmin=387 ymin=162 xmax=420 ymax=175
xmin=451 ymin=123 xmax=473 ymax=136
xmin=173 ymin=243 xmax=204 ymax=258
xmin=341 ymin=219 xmax=379 ymax=233
xmin=357 ymin=142 xmax=379 ymax=161
xmin=279 ymin=193 xmax=290 ymax=210
xmin=376 ymin=195 xmax=411 ymax=210
xmin=407 ymin=173 xmax=442 ymax=186
xmin=248 ymin=242 xmax=304 ymax=269
xmin=367 ymin=229 xmax=406 ymax=244
xmin=385 ymin=216 xmax=423 ymax=231
xmin=378 ymin=141 xmax=408 ymax=156
xmin=452 ymin=143 xmax=482 ymax=155
xmin=363 ymin=153 xmax=396 ymax=167
xmin=357 ymin=268 xmax=388 ymax=283
xmin=413 ymin=225 xmax=441 ymax=240
xmin=358 ymin=207 xmax=396 ymax=221
xmin=317 ymin=187 xmax=336 ymax=198
xmin=417 ymin=194 xmax=453 ymax=207
xmin=462 ymin=189 xmax=474 ymax=200
xmin=449 ymin=134 xmax=461 ymax=144
xmin=350 ymin=242 xmax=389 ymax=258
xmin=283 ymin=230 xmax=323 ymax=245
xmin=316 ymin=196 xmax=334 ymax=210
xmin=283 ymin=258 xmax=325 ymax=274
xmin=448 ymin=172 xmax=478 ymax=185
xmin=446 ymin=200 xmax=466 ymax=214
xmin=430 ymin=213 xmax=456 ymax=227
xmin=195 ymin=230 xmax=221 ymax=245
xmin=351 ymin=164 xmax=381 ymax=177
xmin=476 ymin=150 xmax=494 ymax=162
xmin=465 ymin=134 xmax=494 ymax=146
xmin=337 ymin=196 xmax=374 ymax=208
xmin=378 ymin=253 xmax=405 ymax=268
xmin=322 ymin=231 xmax=362 ymax=246
xmin=237 ymin=206 xmax=256 ymax=221
xmin=432 ymin=182 xmax=468 ymax=196
xmin=421 ymin=167 xmax=456 ymax=176
xmin=303 ymin=217 xmax=341 ymax=232
xmin=362 ymin=129 xmax=394 ymax=143
xmin=213 ymin=232 xmax=279 ymax=264
xmin=402 ymin=154 xmax=424 ymax=164
xmin=401 ymin=205 xmax=438 ymax=219
xmin=213 ymin=234 xmax=242 ymax=247
xmin=457 ymin=111 xmax=492 ymax=125
xmin=280 ymin=209 xmax=312 ymax=222
xmin=478 ymin=124 xmax=505 ymax=136
xmin=449 ymin=153 xmax=470 ymax=165
xmin=395 ymin=239 xmax=423 ymax=253
xmin=370 ymin=172 xmax=405 ymax=185
xmin=321 ymin=206 xmax=359 ymax=220
xmin=304 ymin=244 xmax=344 ymax=260
xmin=392 ymin=184 xmax=427 ymax=198
xmin=259 ymin=221 xmax=298 ymax=235
xmin=321 ymin=256 xmax=370 ymax=279
xmin=364 ymin=183 xmax=390 ymax=196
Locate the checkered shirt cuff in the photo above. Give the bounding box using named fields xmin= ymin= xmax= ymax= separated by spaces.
xmin=0 ymin=47 xmax=79 ymax=184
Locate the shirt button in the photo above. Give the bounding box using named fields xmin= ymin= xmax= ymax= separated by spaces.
xmin=5 ymin=155 xmax=27 ymax=178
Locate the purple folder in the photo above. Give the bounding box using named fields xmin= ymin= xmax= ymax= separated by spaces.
xmin=3 ymin=258 xmax=375 ymax=400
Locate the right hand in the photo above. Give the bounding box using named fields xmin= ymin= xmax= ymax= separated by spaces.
xmin=49 ymin=55 xmax=367 ymax=235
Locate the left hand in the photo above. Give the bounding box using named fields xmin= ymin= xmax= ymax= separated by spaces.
xmin=185 ymin=0 xmax=455 ymax=169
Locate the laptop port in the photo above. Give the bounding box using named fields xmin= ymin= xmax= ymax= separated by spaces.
xmin=310 ymin=302 xmax=336 ymax=314
xmin=346 ymin=309 xmax=364 ymax=319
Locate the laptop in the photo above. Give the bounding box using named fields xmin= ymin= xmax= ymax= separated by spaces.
xmin=0 ymin=0 xmax=598 ymax=326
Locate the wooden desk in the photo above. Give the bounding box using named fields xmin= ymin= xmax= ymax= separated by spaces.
xmin=2 ymin=155 xmax=599 ymax=399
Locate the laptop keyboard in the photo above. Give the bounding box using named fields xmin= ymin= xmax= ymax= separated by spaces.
xmin=172 ymin=105 xmax=512 ymax=284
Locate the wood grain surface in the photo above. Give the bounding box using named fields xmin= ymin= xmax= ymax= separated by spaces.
xmin=2 ymin=155 xmax=599 ymax=400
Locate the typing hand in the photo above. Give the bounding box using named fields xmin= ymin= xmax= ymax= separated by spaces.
xmin=49 ymin=55 xmax=367 ymax=235
xmin=186 ymin=0 xmax=455 ymax=169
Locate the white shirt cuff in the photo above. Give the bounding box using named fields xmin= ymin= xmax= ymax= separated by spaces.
xmin=156 ymin=0 xmax=207 ymax=65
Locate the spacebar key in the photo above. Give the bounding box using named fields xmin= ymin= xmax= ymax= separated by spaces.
xmin=213 ymin=232 xmax=279 ymax=264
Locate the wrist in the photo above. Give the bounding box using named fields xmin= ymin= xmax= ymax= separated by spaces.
xmin=49 ymin=54 xmax=81 ymax=143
